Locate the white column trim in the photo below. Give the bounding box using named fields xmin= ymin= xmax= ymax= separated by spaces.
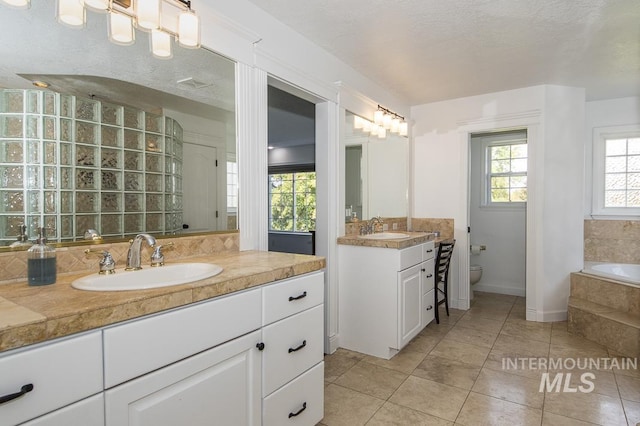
xmin=237 ymin=63 xmax=268 ymax=251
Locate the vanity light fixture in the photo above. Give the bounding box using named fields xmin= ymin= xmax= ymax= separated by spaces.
xmin=375 ymin=105 xmax=408 ymax=137
xmin=1 ymin=0 xmax=201 ymax=59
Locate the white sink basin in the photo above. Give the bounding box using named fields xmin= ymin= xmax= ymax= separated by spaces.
xmin=358 ymin=232 xmax=411 ymax=240
xmin=71 ymin=263 xmax=223 ymax=291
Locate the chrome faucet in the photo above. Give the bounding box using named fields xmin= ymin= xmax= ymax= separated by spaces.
xmin=125 ymin=233 xmax=157 ymax=271
xmin=359 ymin=216 xmax=384 ymax=235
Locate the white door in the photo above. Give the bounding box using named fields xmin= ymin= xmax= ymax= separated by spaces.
xmin=22 ymin=394 xmax=104 ymax=426
xmin=105 ymin=331 xmax=261 ymax=426
xmin=397 ymin=265 xmax=422 ymax=349
xmin=182 ymin=143 xmax=218 ymax=232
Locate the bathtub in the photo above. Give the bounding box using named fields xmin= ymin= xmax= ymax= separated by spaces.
xmin=582 ymin=262 xmax=640 ymax=287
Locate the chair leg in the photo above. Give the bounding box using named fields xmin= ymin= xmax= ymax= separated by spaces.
xmin=434 ymin=287 xmax=440 ymax=324
xmin=444 ymin=280 xmax=449 ymax=317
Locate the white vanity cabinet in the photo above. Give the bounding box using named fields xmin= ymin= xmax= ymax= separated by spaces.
xmin=339 ymin=241 xmax=435 ymax=359
xmin=0 ymin=331 xmax=103 ymax=426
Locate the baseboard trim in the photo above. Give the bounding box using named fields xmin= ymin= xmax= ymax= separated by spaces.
xmin=473 ymin=283 xmax=525 ymax=297
xmin=326 ymin=334 xmax=340 ymax=354
xmin=527 ymin=308 xmax=567 ymax=322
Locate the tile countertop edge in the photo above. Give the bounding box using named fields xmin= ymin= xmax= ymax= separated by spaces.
xmin=337 ymin=232 xmax=448 ymax=249
xmin=0 ymin=250 xmax=325 ymax=353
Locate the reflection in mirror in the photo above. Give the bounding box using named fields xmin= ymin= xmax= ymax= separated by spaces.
xmin=344 ymin=111 xmax=408 ymax=222
xmin=0 ymin=2 xmax=237 ymax=248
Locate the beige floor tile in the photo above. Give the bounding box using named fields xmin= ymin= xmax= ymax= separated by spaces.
xmin=362 ymin=349 xmax=427 ymax=374
xmin=455 ymin=392 xmax=542 ymax=426
xmin=471 ymin=368 xmax=544 ymax=409
xmin=404 ymin=332 xmax=442 ymax=353
xmin=325 ymin=348 xmax=367 ymax=382
xmin=421 ymin=321 xmax=457 ymax=338
xmin=366 ymin=401 xmax=454 ymax=426
xmin=617 ymin=374 xmax=640 ymax=403
xmin=550 ymin=329 xmax=609 ymax=355
xmin=541 ymin=411 xmax=596 ymax=425
xmin=501 ymin=318 xmax=552 ymax=343
xmin=622 ymin=399 xmax=640 ymax=426
xmin=469 ymin=299 xmax=514 ymax=312
xmin=430 ymin=338 xmax=490 ymax=367
xmin=545 ymin=368 xmax=620 ymax=398
xmin=549 ymin=341 xmax=609 ymax=360
xmin=455 ymin=315 xmax=505 ymax=334
xmin=552 ymin=320 xmax=568 ymax=333
xmin=388 ymin=376 xmax=469 ymax=421
xmin=473 ymin=291 xmax=517 ymax=304
xmin=334 ymin=361 xmax=408 ymax=400
xmin=412 ymin=355 xmax=481 ymax=390
xmin=611 ymin=355 xmax=640 ymax=380
xmin=493 ymin=333 xmax=550 ymax=358
xmin=483 ymin=349 xmax=548 ymax=380
xmin=514 ymin=296 xmax=526 ymax=306
xmin=463 ymin=306 xmax=511 ymax=322
xmin=544 ymin=390 xmax=627 ymax=426
xmin=443 ymin=324 xmax=498 ymax=349
xmin=323 ymin=383 xmax=384 ymax=426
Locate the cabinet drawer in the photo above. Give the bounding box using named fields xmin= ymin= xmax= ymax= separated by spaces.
xmin=263 ymin=362 xmax=324 ymax=426
xmin=399 ymin=245 xmax=422 ymax=270
xmin=262 ymin=305 xmax=324 ymax=396
xmin=423 ymin=241 xmax=436 ymax=261
xmin=263 ymin=271 xmax=324 ymax=325
xmin=103 ymin=288 xmax=261 ymax=388
xmin=0 ymin=331 xmax=103 ymax=426
xmin=422 ymin=258 xmax=435 ymax=294
xmin=22 ymin=394 xmax=104 ymax=426
xmin=422 ymin=289 xmax=436 ymax=327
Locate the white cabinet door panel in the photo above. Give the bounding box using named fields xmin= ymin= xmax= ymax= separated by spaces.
xmin=22 ymin=394 xmax=104 ymax=426
xmin=397 ymin=265 xmax=422 ymax=349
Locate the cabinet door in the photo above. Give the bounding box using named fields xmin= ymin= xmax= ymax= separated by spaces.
xmin=105 ymin=330 xmax=262 ymax=426
xmin=22 ymin=394 xmax=104 ymax=426
xmin=397 ymin=265 xmax=422 ymax=349
xmin=422 ymin=289 xmax=436 ymax=328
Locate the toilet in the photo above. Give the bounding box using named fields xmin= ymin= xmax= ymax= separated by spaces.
xmin=470 ymin=265 xmax=483 ymax=298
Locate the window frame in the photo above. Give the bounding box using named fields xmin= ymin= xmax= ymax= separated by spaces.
xmin=480 ymin=131 xmax=528 ymax=209
xmin=592 ymin=124 xmax=640 ymax=218
xmin=268 ymin=170 xmax=316 ymax=233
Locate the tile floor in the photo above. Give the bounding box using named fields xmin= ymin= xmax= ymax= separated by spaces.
xmin=321 ymin=291 xmax=640 ymax=426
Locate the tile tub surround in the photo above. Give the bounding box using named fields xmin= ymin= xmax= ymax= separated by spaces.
xmin=0 ymin=250 xmax=325 ymax=352
xmin=0 ymin=232 xmax=240 ymax=284
xmin=584 ymin=219 xmax=640 ymax=263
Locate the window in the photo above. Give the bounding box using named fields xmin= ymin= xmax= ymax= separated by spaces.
xmin=226 ymin=160 xmax=238 ymax=213
xmin=482 ymin=131 xmax=528 ymax=205
xmin=593 ymin=125 xmax=640 ymax=216
xmin=269 ymin=172 xmax=316 ymax=232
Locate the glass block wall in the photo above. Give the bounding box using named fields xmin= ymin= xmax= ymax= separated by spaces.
xmin=0 ymin=89 xmax=183 ymax=245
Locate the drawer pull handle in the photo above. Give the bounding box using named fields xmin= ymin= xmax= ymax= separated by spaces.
xmin=426 ymin=249 xmax=433 ymax=253
xmin=288 ymin=340 xmax=307 ymax=353
xmin=288 ymin=402 xmax=307 ymax=418
xmin=426 ymin=305 xmax=433 ymax=311
xmin=0 ymin=384 xmax=34 ymax=405
xmin=289 ymin=291 xmax=307 ymax=302
xmin=426 ymin=274 xmax=433 ymax=278
xmin=421 ymin=268 xmax=426 ymax=272
xmin=256 ymin=342 xmax=265 ymax=351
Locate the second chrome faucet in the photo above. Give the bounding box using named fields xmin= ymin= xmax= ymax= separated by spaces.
xmin=125 ymin=233 xmax=157 ymax=271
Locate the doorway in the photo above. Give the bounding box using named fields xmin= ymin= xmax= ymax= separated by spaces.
xmin=468 ymin=130 xmax=528 ymax=299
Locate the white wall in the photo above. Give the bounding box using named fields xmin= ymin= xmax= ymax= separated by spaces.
xmin=584 ymin=96 xmax=640 ymax=216
xmin=412 ymin=85 xmax=585 ymax=321
xmin=469 ymin=135 xmax=526 ymax=296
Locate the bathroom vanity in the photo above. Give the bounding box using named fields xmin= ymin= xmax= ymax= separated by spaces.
xmin=338 ymin=233 xmax=435 ymax=359
xmin=0 ymin=251 xmax=325 ymax=426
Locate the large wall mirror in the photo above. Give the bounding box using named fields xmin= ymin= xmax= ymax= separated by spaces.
xmin=0 ymin=2 xmax=237 ymax=248
xmin=344 ymin=111 xmax=408 ymax=222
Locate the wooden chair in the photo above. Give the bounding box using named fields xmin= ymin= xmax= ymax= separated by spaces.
xmin=434 ymin=240 xmax=455 ymax=324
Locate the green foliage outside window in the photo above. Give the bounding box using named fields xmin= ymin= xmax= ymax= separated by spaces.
xmin=489 ymin=143 xmax=527 ymax=203
xmin=269 ymin=172 xmax=316 ymax=232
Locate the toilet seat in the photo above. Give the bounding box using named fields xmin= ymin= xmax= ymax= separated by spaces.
xmin=470 ymin=264 xmax=482 ymax=271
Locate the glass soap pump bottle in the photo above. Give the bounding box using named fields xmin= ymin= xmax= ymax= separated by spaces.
xmin=27 ymin=227 xmax=56 ymax=286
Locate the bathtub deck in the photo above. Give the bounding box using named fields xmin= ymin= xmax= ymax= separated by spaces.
xmin=569 ymin=272 xmax=640 ymax=357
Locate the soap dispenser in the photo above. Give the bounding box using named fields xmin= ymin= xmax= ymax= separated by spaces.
xmin=9 ymin=224 xmax=31 ymax=248
xmin=27 ymin=227 xmax=56 ymax=286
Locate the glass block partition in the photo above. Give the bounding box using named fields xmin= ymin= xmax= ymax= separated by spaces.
xmin=0 ymin=89 xmax=183 ymax=245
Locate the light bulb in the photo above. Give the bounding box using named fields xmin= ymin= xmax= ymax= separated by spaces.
xmin=391 ymin=118 xmax=400 ymax=133
xmin=178 ymin=9 xmax=200 ymax=48
xmin=1 ymin=0 xmax=30 ymax=9
xmin=399 ymin=122 xmax=408 ymax=137
xmin=378 ymin=126 xmax=387 ymax=139
xmin=370 ymin=124 xmax=380 ymax=137
xmin=108 ymin=11 xmax=135 ymax=45
xmin=373 ymin=110 xmax=384 ymax=126
xmin=383 ymin=113 xmax=392 ymax=129
xmin=136 ymin=0 xmax=161 ymax=30
xmin=151 ymin=29 xmax=172 ymax=59
xmin=81 ymin=0 xmax=108 ymax=11
xmin=57 ymin=0 xmax=85 ymax=28
xmin=362 ymin=120 xmax=371 ymax=133
xmin=353 ymin=116 xmax=363 ymax=130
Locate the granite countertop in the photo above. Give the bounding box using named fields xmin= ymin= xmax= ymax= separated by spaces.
xmin=0 ymin=250 xmax=325 ymax=353
xmin=337 ymin=231 xmax=441 ymax=249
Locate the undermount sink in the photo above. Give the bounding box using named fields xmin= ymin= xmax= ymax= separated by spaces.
xmin=358 ymin=232 xmax=411 ymax=240
xmin=71 ymin=263 xmax=223 ymax=291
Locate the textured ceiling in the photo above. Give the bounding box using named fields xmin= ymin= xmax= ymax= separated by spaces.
xmin=246 ymin=0 xmax=640 ymax=104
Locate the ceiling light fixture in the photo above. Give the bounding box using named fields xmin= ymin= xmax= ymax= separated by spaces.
xmin=1 ymin=0 xmax=201 ymax=59
xmin=375 ymin=105 xmax=408 ymax=137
